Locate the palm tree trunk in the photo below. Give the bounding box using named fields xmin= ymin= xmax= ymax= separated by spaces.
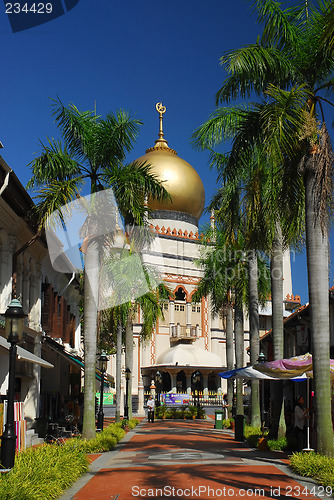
xmin=115 ymin=320 xmax=122 ymax=422
xmin=226 ymin=302 xmax=234 ymax=418
xmin=249 ymin=249 xmax=261 ymax=427
xmin=270 ymin=223 xmax=285 ymax=438
xmin=82 ymin=240 xmax=99 ymax=440
xmin=304 ymin=167 xmax=334 ymax=455
xmin=125 ymin=314 xmax=133 ymax=420
xmin=234 ymin=302 xmax=244 ymax=415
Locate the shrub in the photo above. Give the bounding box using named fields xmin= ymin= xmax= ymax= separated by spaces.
xmin=267 ymin=436 xmax=288 ymax=451
xmin=290 ymin=452 xmax=334 ymax=490
xmin=244 ymin=425 xmax=263 ymax=448
xmin=0 ymin=419 xmax=139 ymax=500
xmin=223 ymin=418 xmax=233 ymax=429
xmin=0 ymin=443 xmax=88 ymax=500
xmin=128 ymin=418 xmax=139 ymax=429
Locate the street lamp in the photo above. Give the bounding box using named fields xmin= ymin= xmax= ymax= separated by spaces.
xmin=124 ymin=367 xmax=131 ymax=419
xmin=1 ymin=299 xmax=25 ymax=469
xmin=155 ymin=370 xmax=162 ymax=407
xmin=258 ymin=352 xmax=267 ymax=429
xmin=97 ymin=351 xmax=108 ymax=431
xmin=193 ymin=370 xmax=201 ymax=417
xmin=258 ymin=352 xmax=266 ymax=364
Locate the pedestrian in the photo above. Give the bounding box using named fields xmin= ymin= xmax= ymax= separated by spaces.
xmin=147 ymin=395 xmax=155 ymax=423
xmin=222 ymin=394 xmax=229 ymax=420
xmin=294 ymin=395 xmax=309 ymax=450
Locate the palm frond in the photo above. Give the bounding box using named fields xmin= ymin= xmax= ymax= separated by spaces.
xmin=216 ymin=44 xmax=296 ymax=104
xmin=249 ymin=0 xmax=301 ymax=50
xmin=50 ymin=97 xmax=98 ymax=161
xmin=31 ymin=177 xmax=82 ymax=230
xmin=191 ymin=106 xmax=247 ymax=150
xmin=103 ymin=161 xmax=171 ymax=226
xmin=27 ymin=138 xmax=82 ymax=189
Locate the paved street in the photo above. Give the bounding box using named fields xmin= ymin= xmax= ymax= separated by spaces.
xmin=59 ymin=417 xmax=329 ymax=500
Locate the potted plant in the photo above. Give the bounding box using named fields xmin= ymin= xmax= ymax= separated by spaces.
xmin=160 ymin=404 xmax=167 ymax=419
xmin=188 ymin=405 xmax=197 ymax=420
xmin=197 ymin=406 xmax=206 ymax=419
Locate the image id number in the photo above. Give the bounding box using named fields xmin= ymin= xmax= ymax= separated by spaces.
xmin=5 ymin=3 xmax=53 ymax=14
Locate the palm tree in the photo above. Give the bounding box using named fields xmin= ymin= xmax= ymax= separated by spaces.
xmin=193 ymin=96 xmax=306 ymax=435
xmin=27 ymin=99 xmax=169 ymax=439
xmin=196 ymin=0 xmax=334 ymax=454
xmin=193 ymin=216 xmax=270 ymax=423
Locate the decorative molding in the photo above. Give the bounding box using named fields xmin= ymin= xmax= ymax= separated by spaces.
xmin=150 ymin=327 xmax=156 ymax=365
xmin=202 ymin=296 xmax=209 ymax=351
xmin=150 ymin=224 xmax=202 ymax=241
xmin=285 ymin=293 xmax=301 ymax=303
xmin=164 ymin=273 xmax=200 ymax=285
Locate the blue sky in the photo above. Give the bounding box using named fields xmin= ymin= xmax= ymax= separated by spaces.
xmin=0 ymin=0 xmax=330 ymax=305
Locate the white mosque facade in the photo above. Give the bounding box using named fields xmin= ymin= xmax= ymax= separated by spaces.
xmin=109 ymin=104 xmax=298 ymax=410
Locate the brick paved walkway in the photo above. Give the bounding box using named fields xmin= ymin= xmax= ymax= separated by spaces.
xmin=59 ymin=418 xmax=327 ymax=500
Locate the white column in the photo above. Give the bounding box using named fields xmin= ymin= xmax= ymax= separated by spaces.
xmin=16 ymin=262 xmax=23 ymax=302
xmin=186 ymin=373 xmax=192 ymax=394
xmin=203 ymin=374 xmax=209 ymax=396
xmin=24 ymin=335 xmax=42 ymax=429
xmin=137 ymin=377 xmax=145 ymax=416
xmin=171 ymin=373 xmax=177 ymax=393
xmin=120 ymin=380 xmax=124 ymax=417
xmin=169 ymin=300 xmax=175 ymax=336
xmin=30 ymin=273 xmax=41 ymax=330
xmin=22 ymin=269 xmax=30 ymax=316
xmin=1 ymin=250 xmax=11 ymax=311
xmin=186 ymin=302 xmax=192 ymax=329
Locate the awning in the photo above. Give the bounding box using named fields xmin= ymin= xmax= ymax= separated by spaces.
xmin=0 ymin=335 xmax=54 ymax=369
xmin=44 ymin=337 xmax=114 ymax=386
xmin=68 ymin=354 xmax=114 ymax=386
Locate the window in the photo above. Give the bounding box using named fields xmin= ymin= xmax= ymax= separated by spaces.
xmin=163 ymin=303 xmax=169 ymax=310
xmin=175 ymin=287 xmax=186 ymax=301
xmin=192 ymin=304 xmax=201 ymax=313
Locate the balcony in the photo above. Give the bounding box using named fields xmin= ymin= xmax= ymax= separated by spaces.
xmin=170 ymin=323 xmax=199 ymax=344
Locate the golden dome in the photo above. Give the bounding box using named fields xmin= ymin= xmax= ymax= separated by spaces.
xmin=135 ymin=103 xmax=205 ymax=221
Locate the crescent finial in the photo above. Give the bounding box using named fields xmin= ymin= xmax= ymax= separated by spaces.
xmin=156 ymin=102 xmax=166 ymax=116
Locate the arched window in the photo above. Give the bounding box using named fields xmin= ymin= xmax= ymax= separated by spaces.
xmin=175 ymin=287 xmax=186 ymax=301
xmin=176 ymin=370 xmax=186 ymax=392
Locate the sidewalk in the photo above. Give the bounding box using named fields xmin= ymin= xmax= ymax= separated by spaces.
xmin=59 ymin=417 xmax=328 ymax=500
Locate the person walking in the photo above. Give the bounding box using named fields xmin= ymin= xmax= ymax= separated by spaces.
xmin=147 ymin=395 xmax=155 ymax=423
xmin=222 ymin=394 xmax=229 ymax=420
xmin=294 ymin=395 xmax=309 ymax=451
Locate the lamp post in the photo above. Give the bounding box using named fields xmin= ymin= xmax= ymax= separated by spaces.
xmin=193 ymin=370 xmax=201 ymax=418
xmin=124 ymin=367 xmax=131 ymax=419
xmin=258 ymin=352 xmax=267 ymax=429
xmin=97 ymin=351 xmax=108 ymax=431
xmin=155 ymin=370 xmax=162 ymax=408
xmin=1 ymin=299 xmax=25 ymax=469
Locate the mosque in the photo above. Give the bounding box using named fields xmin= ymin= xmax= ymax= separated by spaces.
xmin=109 ymin=103 xmax=296 ymax=411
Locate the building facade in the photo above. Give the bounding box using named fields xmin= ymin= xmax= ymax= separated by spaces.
xmin=109 ymin=104 xmax=298 ymax=410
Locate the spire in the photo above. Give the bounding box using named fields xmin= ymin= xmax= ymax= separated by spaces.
xmin=146 ymin=102 xmax=177 ymax=154
xmin=156 ymin=102 xmax=167 ymax=144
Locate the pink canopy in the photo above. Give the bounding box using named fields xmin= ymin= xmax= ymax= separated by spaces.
xmin=254 ymin=353 xmax=334 ymax=379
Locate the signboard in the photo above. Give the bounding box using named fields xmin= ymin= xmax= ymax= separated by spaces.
xmin=96 ymin=393 xmax=114 ymax=405
xmin=163 ymin=393 xmax=190 ymax=406
xmin=296 ymin=325 xmax=308 ymax=348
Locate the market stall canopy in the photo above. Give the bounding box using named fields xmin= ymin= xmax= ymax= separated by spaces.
xmin=219 ymin=366 xmax=307 ymax=381
xmin=219 ymin=366 xmax=281 ymax=380
xmin=253 ymin=353 xmax=334 ymax=379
